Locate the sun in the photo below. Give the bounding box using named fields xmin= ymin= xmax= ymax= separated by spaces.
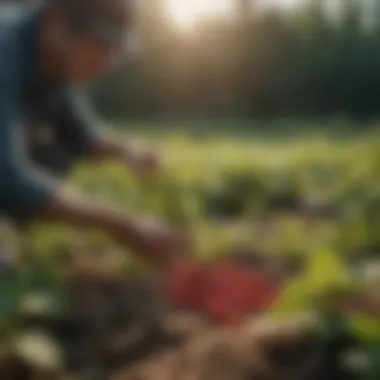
xmin=166 ymin=0 xmax=232 ymax=30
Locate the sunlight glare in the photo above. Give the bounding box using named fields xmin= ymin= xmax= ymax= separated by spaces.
xmin=166 ymin=0 xmax=232 ymax=30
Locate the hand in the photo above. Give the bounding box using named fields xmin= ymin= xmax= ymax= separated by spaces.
xmin=41 ymin=188 xmax=185 ymax=269
xmin=125 ymin=149 xmax=161 ymax=177
xmin=113 ymin=217 xmax=187 ymax=268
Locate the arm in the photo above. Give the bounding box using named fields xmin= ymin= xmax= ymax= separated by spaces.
xmin=51 ymin=90 xmax=157 ymax=171
xmin=0 ymin=82 xmax=178 ymax=267
xmin=88 ymin=132 xmax=136 ymax=162
xmin=38 ymin=190 xmax=172 ymax=265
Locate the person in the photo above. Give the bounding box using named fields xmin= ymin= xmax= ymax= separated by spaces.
xmin=0 ymin=0 xmax=185 ymax=267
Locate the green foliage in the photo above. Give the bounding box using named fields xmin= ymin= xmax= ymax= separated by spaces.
xmin=3 ymin=127 xmax=380 ymax=349
xmin=19 ymin=128 xmax=380 ymax=262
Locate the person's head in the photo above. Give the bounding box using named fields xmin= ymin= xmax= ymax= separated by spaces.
xmin=40 ymin=0 xmax=133 ymax=84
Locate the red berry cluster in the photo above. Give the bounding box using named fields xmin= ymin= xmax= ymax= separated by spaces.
xmin=166 ymin=259 xmax=279 ymax=325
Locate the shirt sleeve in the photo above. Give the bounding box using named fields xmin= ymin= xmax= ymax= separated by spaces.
xmin=0 ymin=46 xmax=58 ymax=220
xmin=49 ymin=88 xmax=104 ymax=157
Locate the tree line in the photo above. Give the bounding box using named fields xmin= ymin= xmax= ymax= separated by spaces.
xmin=4 ymin=0 xmax=380 ymax=121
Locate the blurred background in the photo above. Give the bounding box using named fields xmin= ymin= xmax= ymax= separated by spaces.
xmin=64 ymin=0 xmax=380 ymax=124
xmin=1 ymin=1 xmax=380 ymax=379
xmin=4 ymin=0 xmax=380 ymax=123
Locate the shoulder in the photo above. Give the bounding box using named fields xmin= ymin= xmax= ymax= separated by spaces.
xmin=0 ymin=22 xmax=19 ymax=70
xmin=0 ymin=19 xmax=22 ymax=88
xmin=0 ymin=3 xmax=23 ymax=32
xmin=0 ymin=4 xmax=39 ymax=85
